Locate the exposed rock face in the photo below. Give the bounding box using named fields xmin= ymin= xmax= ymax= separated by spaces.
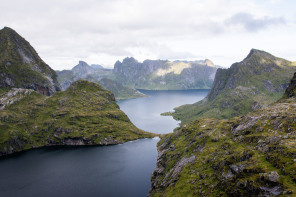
xmin=0 ymin=27 xmax=61 ymax=95
xmin=149 ymin=72 xmax=296 ymax=196
xmin=56 ymin=61 xmax=146 ymax=100
xmin=0 ymin=80 xmax=155 ymax=157
xmin=0 ymin=88 xmax=34 ymax=110
xmin=113 ymin=57 xmax=218 ymax=90
xmin=72 ymin=61 xmax=96 ymax=78
xmin=173 ymin=49 xmax=296 ymax=123
xmin=283 ymin=72 xmax=296 ymax=98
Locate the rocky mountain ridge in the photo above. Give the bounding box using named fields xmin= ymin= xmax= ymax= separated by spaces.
xmin=172 ymin=49 xmax=296 ymax=123
xmin=56 ymin=61 xmax=145 ymax=100
xmin=0 ymin=27 xmax=61 ymax=96
xmin=150 ymin=71 xmax=296 ymax=196
xmin=113 ymin=57 xmax=218 ymax=90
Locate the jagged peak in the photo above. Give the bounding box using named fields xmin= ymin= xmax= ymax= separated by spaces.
xmin=0 ymin=26 xmax=19 ymax=35
xmin=122 ymin=57 xmax=138 ymax=64
xmin=243 ymin=48 xmax=278 ymax=62
xmin=72 ymin=61 xmax=93 ymax=70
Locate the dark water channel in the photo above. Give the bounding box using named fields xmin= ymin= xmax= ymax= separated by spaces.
xmin=0 ymin=89 xmax=209 ymax=197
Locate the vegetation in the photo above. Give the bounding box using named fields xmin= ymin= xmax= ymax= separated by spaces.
xmin=150 ymin=88 xmax=296 ymax=196
xmin=0 ymin=80 xmax=156 ymax=156
xmin=172 ymin=49 xmax=296 ymax=124
xmin=56 ymin=61 xmax=146 ymax=100
xmin=113 ymin=58 xmax=217 ymax=90
xmin=0 ymin=27 xmax=61 ymax=95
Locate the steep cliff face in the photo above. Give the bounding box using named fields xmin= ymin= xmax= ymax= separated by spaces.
xmin=283 ymin=72 xmax=296 ymax=99
xmin=173 ymin=49 xmax=296 ymax=123
xmin=150 ymin=73 xmax=296 ymax=196
xmin=0 ymin=27 xmax=61 ymax=96
xmin=56 ymin=61 xmax=145 ymax=100
xmin=0 ymin=80 xmax=155 ymax=156
xmin=113 ymin=57 xmax=217 ymax=90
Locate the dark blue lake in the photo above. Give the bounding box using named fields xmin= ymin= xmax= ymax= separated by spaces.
xmin=0 ymin=89 xmax=209 ymax=197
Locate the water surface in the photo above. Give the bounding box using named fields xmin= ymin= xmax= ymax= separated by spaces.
xmin=0 ymin=138 xmax=159 ymax=197
xmin=118 ymin=89 xmax=209 ymax=134
xmin=0 ymin=89 xmax=209 ymax=197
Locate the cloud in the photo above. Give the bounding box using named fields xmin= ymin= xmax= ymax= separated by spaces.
xmin=0 ymin=0 xmax=295 ymax=69
xmin=225 ymin=12 xmax=285 ymax=32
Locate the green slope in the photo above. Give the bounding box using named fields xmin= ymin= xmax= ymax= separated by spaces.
xmin=0 ymin=80 xmax=155 ymax=156
xmin=150 ymin=73 xmax=296 ymax=196
xmin=0 ymin=27 xmax=61 ymax=95
xmin=172 ymin=49 xmax=296 ymax=124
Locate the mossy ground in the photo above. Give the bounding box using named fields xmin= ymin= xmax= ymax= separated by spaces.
xmin=172 ymin=50 xmax=296 ymax=124
xmin=150 ymin=96 xmax=296 ymax=196
xmin=0 ymin=80 xmax=156 ymax=155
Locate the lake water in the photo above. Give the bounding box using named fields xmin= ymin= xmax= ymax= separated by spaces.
xmin=0 ymin=89 xmax=209 ymax=197
xmin=118 ymin=89 xmax=209 ymax=134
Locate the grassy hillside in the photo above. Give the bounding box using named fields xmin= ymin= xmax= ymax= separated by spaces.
xmin=0 ymin=80 xmax=155 ymax=156
xmin=150 ymin=79 xmax=296 ymax=196
xmin=172 ymin=49 xmax=296 ymax=124
xmin=0 ymin=27 xmax=61 ymax=95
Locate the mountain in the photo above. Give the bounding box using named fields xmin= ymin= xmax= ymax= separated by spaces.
xmin=72 ymin=60 xmax=96 ymax=78
xmin=56 ymin=61 xmax=145 ymax=100
xmin=0 ymin=27 xmax=61 ymax=96
xmin=0 ymin=80 xmax=155 ymax=156
xmin=99 ymin=78 xmax=146 ymax=100
xmin=150 ymin=72 xmax=296 ymax=196
xmin=172 ymin=49 xmax=296 ymax=123
xmin=91 ymin=64 xmax=104 ymax=69
xmin=113 ymin=57 xmax=218 ymax=90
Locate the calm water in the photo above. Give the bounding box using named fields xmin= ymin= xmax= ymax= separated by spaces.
xmin=0 ymin=89 xmax=209 ymax=197
xmin=118 ymin=89 xmax=209 ymax=134
xmin=0 ymin=138 xmax=159 ymax=197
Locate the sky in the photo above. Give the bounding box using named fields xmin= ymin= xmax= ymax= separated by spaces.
xmin=1 ymin=0 xmax=296 ymax=70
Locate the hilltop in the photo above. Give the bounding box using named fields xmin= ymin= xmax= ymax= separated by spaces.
xmin=150 ymin=71 xmax=296 ymax=196
xmin=0 ymin=80 xmax=155 ymax=156
xmin=172 ymin=49 xmax=296 ymax=123
xmin=0 ymin=27 xmax=61 ymax=96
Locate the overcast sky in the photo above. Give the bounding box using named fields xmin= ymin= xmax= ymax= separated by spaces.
xmin=1 ymin=0 xmax=296 ymax=70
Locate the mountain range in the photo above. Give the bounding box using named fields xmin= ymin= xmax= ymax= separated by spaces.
xmin=56 ymin=61 xmax=146 ymax=100
xmin=172 ymin=49 xmax=296 ymax=123
xmin=150 ymin=61 xmax=296 ymax=197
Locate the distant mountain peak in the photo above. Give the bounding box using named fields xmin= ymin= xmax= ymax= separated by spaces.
xmin=205 ymin=59 xmax=215 ymax=67
xmin=122 ymin=57 xmax=138 ymax=64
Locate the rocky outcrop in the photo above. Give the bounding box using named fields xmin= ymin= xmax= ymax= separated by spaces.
xmin=0 ymin=27 xmax=61 ymax=96
xmin=173 ymin=49 xmax=296 ymax=123
xmin=113 ymin=57 xmax=218 ymax=90
xmin=56 ymin=61 xmax=146 ymax=100
xmin=0 ymin=80 xmax=155 ymax=157
xmin=149 ymin=72 xmax=296 ymax=196
xmin=0 ymin=88 xmax=34 ymax=110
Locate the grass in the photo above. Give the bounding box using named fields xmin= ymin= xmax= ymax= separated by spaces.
xmin=0 ymin=80 xmax=156 ymax=156
xmin=150 ymin=94 xmax=296 ymax=196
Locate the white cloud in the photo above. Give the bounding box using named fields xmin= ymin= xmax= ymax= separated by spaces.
xmin=0 ymin=0 xmax=295 ymax=69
